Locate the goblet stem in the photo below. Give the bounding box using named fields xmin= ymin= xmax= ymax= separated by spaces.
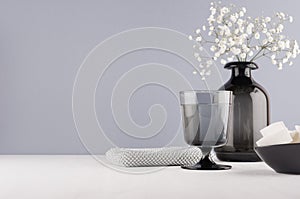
xmin=200 ymin=146 xmax=212 ymax=157
xmin=197 ymin=147 xmax=217 ymax=168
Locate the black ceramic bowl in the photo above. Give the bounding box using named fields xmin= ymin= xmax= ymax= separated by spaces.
xmin=255 ymin=143 xmax=300 ymax=174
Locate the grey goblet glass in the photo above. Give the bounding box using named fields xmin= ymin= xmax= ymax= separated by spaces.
xmin=180 ymin=90 xmax=233 ymax=170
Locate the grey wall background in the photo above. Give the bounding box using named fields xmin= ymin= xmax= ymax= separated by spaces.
xmin=0 ymin=0 xmax=300 ymax=154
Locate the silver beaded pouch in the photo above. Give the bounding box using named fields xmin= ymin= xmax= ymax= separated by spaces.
xmin=105 ymin=147 xmax=202 ymax=167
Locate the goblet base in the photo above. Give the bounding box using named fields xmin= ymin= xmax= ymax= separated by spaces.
xmin=181 ymin=152 xmax=232 ymax=170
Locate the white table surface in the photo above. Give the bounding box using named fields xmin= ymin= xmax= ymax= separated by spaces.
xmin=0 ymin=155 xmax=299 ymax=199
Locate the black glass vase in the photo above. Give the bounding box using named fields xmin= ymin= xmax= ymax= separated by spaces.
xmin=215 ymin=62 xmax=270 ymax=162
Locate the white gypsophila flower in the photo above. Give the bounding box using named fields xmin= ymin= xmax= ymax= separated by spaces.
xmin=215 ymin=52 xmax=221 ymax=58
xmin=262 ymin=28 xmax=267 ymax=33
xmin=196 ymin=36 xmax=202 ymax=41
xmin=240 ymin=52 xmax=247 ymax=59
xmin=205 ymin=70 xmax=211 ymax=76
xmin=227 ymin=56 xmax=234 ymax=62
xmin=278 ymin=62 xmax=283 ymax=69
xmin=271 ymin=54 xmax=276 ymax=60
xmin=231 ymin=47 xmax=241 ymax=55
xmin=230 ymin=15 xmax=237 ymax=23
xmin=210 ymin=45 xmax=217 ymax=52
xmin=246 ymin=23 xmax=254 ymax=34
xmin=207 ymin=60 xmax=213 ymax=66
xmin=242 ymin=7 xmax=246 ymax=13
xmin=285 ymin=40 xmax=290 ymax=48
xmin=277 ymin=24 xmax=284 ymax=32
xmin=239 ymin=11 xmax=245 ymax=17
xmin=262 ymin=39 xmax=268 ymax=45
xmin=278 ymin=41 xmax=285 ymax=49
xmin=271 ymin=46 xmax=278 ymax=51
xmin=220 ymin=59 xmax=227 ymax=64
xmin=268 ymin=36 xmax=274 ymax=42
xmin=265 ymin=17 xmax=271 ymax=23
xmin=189 ymin=1 xmax=300 ymax=79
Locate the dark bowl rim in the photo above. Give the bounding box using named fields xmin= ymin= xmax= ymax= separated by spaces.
xmin=255 ymin=142 xmax=300 ymax=149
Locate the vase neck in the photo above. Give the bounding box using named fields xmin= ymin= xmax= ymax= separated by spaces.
xmin=225 ymin=62 xmax=258 ymax=85
xmin=231 ymin=67 xmax=252 ymax=78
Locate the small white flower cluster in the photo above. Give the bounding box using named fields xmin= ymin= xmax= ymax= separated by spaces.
xmin=189 ymin=2 xmax=300 ymax=80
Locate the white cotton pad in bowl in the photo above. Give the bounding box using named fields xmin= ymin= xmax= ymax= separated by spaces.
xmin=256 ymin=130 xmax=292 ymax=146
xmin=260 ymin=121 xmax=287 ymax=137
xmin=295 ymin=125 xmax=300 ymax=133
xmin=290 ymin=129 xmax=300 ymax=143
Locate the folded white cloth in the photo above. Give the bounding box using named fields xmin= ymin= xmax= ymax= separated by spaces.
xmin=105 ymin=147 xmax=202 ymax=167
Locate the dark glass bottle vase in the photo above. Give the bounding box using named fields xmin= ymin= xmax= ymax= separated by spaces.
xmin=215 ymin=62 xmax=270 ymax=162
